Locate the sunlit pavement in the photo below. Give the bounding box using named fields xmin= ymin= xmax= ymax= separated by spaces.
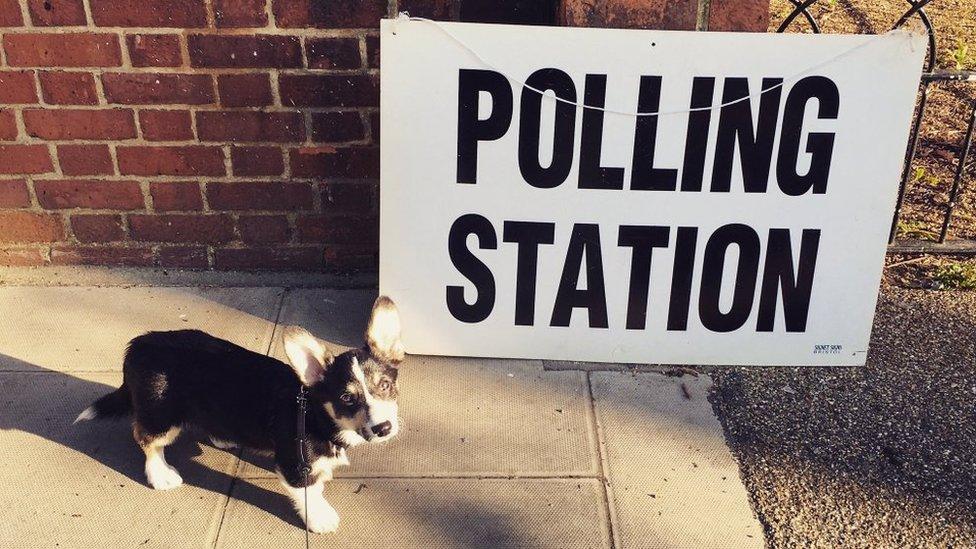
xmin=3 ymin=277 xmax=970 ymax=547
xmin=0 ymin=281 xmax=761 ymax=548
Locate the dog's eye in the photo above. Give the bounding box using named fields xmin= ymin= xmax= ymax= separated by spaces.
xmin=339 ymin=392 xmax=353 ymax=403
xmin=378 ymin=379 xmax=392 ymax=391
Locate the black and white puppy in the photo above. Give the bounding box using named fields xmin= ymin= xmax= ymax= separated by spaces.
xmin=76 ymin=296 xmax=405 ymax=534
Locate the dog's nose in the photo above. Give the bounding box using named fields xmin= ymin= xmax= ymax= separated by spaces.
xmin=371 ymin=421 xmax=392 ymax=437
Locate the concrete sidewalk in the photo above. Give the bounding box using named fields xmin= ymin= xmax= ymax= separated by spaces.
xmin=0 ymin=285 xmax=762 ymax=549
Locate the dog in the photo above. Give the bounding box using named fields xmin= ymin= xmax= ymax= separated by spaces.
xmin=75 ymin=296 xmax=405 ymax=534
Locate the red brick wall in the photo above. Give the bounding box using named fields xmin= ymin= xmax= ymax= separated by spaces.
xmin=0 ymin=0 xmax=767 ymax=271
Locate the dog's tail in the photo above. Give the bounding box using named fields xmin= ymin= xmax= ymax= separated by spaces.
xmin=74 ymin=384 xmax=132 ymax=424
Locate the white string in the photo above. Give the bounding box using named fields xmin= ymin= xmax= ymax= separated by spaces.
xmin=394 ymin=14 xmax=919 ymax=117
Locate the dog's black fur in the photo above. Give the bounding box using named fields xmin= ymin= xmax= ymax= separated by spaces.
xmin=79 ymin=296 xmax=404 ymax=533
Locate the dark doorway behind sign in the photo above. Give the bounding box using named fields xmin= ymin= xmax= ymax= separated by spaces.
xmin=460 ymin=0 xmax=559 ymax=25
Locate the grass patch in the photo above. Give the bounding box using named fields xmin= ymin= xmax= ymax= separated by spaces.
xmin=931 ymin=261 xmax=976 ymax=289
xmin=897 ymin=220 xmax=939 ymax=240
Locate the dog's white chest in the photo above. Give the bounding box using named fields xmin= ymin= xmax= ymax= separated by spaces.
xmin=311 ymin=450 xmax=349 ymax=480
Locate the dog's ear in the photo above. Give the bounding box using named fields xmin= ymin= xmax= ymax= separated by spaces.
xmin=282 ymin=326 xmax=333 ymax=385
xmin=365 ymin=296 xmax=404 ymax=364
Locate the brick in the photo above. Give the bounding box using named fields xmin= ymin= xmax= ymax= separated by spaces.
xmin=231 ymin=146 xmax=283 ymax=176
xmin=239 ymin=215 xmax=290 ymax=243
xmin=207 ymin=181 xmax=314 ymax=211
xmin=188 ymin=35 xmax=302 ymax=68
xmin=50 ymin=245 xmax=154 ymax=266
xmin=0 ymin=110 xmax=17 ymax=140
xmin=139 ymin=110 xmax=193 ymax=141
xmin=279 ymin=74 xmax=378 ymax=107
xmin=0 ymin=71 xmax=38 ymax=104
xmin=320 ymin=183 xmax=372 ymax=212
xmin=117 ymin=146 xmax=224 ymax=176
xmin=23 ymin=109 xmax=136 ymax=140
xmin=28 ymin=0 xmax=87 ymax=26
xmin=35 ymin=179 xmax=144 ymax=210
xmin=290 ymin=146 xmax=378 ymax=178
xmin=0 ymin=145 xmax=53 ymax=174
xmin=559 ymin=0 xmax=697 ymax=30
xmin=708 ymin=0 xmax=770 ymax=31
xmin=217 ymin=73 xmax=273 ymax=107
xmin=129 ymin=214 xmax=234 ymax=243
xmin=70 ymin=214 xmax=125 ymax=242
xmin=38 ymin=71 xmax=98 ymax=105
xmin=399 ymin=0 xmax=453 ymax=19
xmin=311 ymin=111 xmax=365 ymax=142
xmin=296 ymin=214 xmax=376 ymax=245
xmin=214 ymin=0 xmax=268 ymax=27
xmin=322 ymin=246 xmax=376 ymax=271
xmin=0 ymin=249 xmax=45 ymax=266
xmin=197 ymin=111 xmax=305 ymax=143
xmin=0 ymin=179 xmax=31 ymax=207
xmin=117 ymin=146 xmax=225 ymax=176
xmin=273 ymin=0 xmax=386 ymax=28
xmin=0 ymin=211 xmax=63 ymax=242
xmin=127 ymin=34 xmax=182 ymax=67
xmin=57 ymin=144 xmax=114 ymax=175
xmin=365 ymin=35 xmax=379 ymax=68
xmin=157 ymin=246 xmax=208 ymax=268
xmin=306 ymin=38 xmax=361 ymax=69
xmin=150 ymin=181 xmax=203 ymax=211
xmin=102 ymin=73 xmax=214 ymax=105
xmin=0 ymin=0 xmax=24 ymax=26
xmin=89 ymin=0 xmax=207 ymax=27
xmin=213 ymin=246 xmax=322 ymax=270
xmin=4 ymin=33 xmax=122 ymax=67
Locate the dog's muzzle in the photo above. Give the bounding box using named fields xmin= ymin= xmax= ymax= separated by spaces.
xmin=371 ymin=421 xmax=392 ymax=437
xmin=358 ymin=420 xmax=393 ymax=440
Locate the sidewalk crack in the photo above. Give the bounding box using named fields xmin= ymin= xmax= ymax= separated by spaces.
xmin=586 ymin=372 xmax=618 ymax=549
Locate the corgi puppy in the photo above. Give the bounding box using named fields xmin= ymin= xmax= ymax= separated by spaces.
xmin=76 ymin=296 xmax=405 ymax=534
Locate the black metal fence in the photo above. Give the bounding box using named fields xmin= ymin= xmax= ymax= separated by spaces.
xmin=777 ymin=0 xmax=976 ymax=255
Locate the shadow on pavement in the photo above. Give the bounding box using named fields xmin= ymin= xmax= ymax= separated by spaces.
xmin=0 ymin=283 xmax=741 ymax=548
xmin=0 ymin=353 xmax=584 ymax=547
xmin=0 ymin=353 xmax=305 ymax=528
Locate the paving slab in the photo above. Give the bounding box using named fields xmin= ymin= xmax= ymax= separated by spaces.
xmin=0 ymin=287 xmax=282 ymax=372
xmin=216 ymin=478 xmax=611 ymax=549
xmin=0 ymin=371 xmax=239 ymax=549
xmin=591 ymin=372 xmax=763 ymax=549
xmin=239 ymin=289 xmax=598 ymax=478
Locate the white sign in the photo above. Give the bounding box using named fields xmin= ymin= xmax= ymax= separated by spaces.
xmin=379 ymin=19 xmax=926 ymax=366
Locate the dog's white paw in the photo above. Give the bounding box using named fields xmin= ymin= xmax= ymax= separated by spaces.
xmin=304 ymin=502 xmax=340 ymax=534
xmin=147 ymin=464 xmax=183 ymax=490
xmin=209 ymin=437 xmax=237 ymax=450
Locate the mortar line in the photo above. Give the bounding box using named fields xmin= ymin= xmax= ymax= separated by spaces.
xmin=586 ymin=372 xmax=618 ymax=549
xmin=696 ymin=0 xmax=712 ymax=31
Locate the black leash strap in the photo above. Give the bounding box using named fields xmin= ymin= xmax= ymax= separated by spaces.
xmin=296 ymin=386 xmax=311 ymax=549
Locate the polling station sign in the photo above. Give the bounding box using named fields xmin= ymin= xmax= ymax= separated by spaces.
xmin=379 ymin=19 xmax=926 ymax=366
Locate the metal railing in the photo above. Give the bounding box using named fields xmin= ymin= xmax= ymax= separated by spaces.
xmin=777 ymin=0 xmax=976 ymax=254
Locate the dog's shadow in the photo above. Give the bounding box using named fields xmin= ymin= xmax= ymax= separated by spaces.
xmin=0 ymin=353 xmax=306 ymax=530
